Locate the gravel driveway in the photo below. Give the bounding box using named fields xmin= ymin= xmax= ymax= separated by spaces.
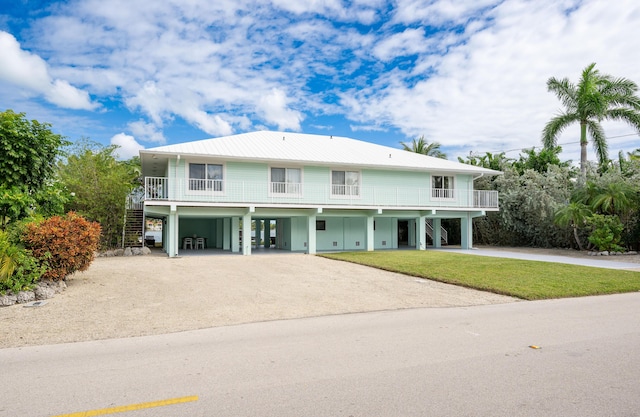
xmin=0 ymin=253 xmax=516 ymax=348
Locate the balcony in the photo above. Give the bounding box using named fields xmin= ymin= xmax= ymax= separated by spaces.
xmin=144 ymin=177 xmax=499 ymax=210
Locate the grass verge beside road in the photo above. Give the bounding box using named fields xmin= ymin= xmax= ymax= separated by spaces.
xmin=320 ymin=251 xmax=640 ymax=300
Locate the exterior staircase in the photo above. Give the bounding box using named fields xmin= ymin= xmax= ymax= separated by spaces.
xmin=123 ymin=193 xmax=144 ymax=248
xmin=426 ymin=219 xmax=448 ymax=245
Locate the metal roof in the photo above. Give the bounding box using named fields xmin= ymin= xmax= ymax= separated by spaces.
xmin=140 ymin=131 xmax=501 ymax=176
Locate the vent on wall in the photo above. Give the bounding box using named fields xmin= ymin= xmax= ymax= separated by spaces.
xmin=333 ymin=241 xmax=338 ymax=247
xmin=355 ymin=241 xmax=360 ymax=246
xmin=382 ymin=240 xmax=387 ymax=246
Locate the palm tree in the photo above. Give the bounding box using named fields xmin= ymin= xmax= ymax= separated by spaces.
xmin=542 ymin=63 xmax=640 ymax=179
xmin=591 ymin=182 xmax=634 ymax=217
xmin=458 ymin=151 xmax=512 ymax=171
xmin=554 ymin=202 xmax=592 ymax=250
xmin=400 ymin=135 xmax=447 ymax=159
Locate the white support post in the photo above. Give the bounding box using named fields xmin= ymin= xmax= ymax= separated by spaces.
xmin=433 ymin=218 xmax=442 ymax=248
xmin=416 ymin=215 xmax=426 ymax=250
xmin=307 ymin=213 xmax=317 ymax=255
xmin=223 ymin=218 xmax=231 ymax=251
xmin=231 ymin=217 xmax=240 ymax=253
xmin=460 ymin=214 xmax=473 ymax=249
xmin=242 ymin=213 xmax=252 ymax=255
xmin=366 ymin=215 xmax=375 ymax=251
xmin=168 ymin=207 xmax=178 ymax=257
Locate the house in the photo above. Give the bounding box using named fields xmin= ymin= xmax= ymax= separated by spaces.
xmin=139 ymin=131 xmax=500 ymax=257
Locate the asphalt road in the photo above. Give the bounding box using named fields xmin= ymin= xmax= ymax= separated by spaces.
xmin=2 ymin=293 xmax=639 ymax=417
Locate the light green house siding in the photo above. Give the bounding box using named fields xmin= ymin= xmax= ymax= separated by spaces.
xmin=373 ymin=218 xmax=397 ymax=250
xmin=316 ymin=217 xmax=345 ymax=250
xmin=315 ymin=217 xmax=367 ymax=251
xmin=146 ymin=155 xmax=494 ymax=257
xmin=278 ymin=217 xmax=309 ymax=252
xmin=161 ymin=158 xmax=478 ymax=208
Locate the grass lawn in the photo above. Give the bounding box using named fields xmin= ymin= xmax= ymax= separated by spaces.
xmin=320 ymin=251 xmax=640 ymax=300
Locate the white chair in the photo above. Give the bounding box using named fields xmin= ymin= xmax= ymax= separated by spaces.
xmin=195 ymin=237 xmax=205 ymax=250
xmin=183 ymin=237 xmax=193 ymax=250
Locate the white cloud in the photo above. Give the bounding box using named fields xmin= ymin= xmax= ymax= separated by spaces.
xmin=110 ymin=133 xmax=144 ymax=159
xmin=0 ymin=31 xmax=97 ymax=110
xmin=372 ymin=28 xmax=428 ymax=61
xmin=128 ymin=120 xmax=166 ymax=144
xmin=185 ymin=109 xmax=234 ymax=137
xmin=392 ymin=0 xmax=500 ymax=26
xmin=257 ymin=88 xmax=303 ymax=131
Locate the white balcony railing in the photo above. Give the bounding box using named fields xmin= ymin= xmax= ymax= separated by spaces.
xmin=144 ymin=177 xmax=499 ymax=209
xmin=431 ymin=188 xmax=455 ymax=199
xmin=270 ymin=181 xmax=302 ymax=195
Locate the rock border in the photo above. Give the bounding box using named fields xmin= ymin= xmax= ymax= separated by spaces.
xmin=587 ymin=250 xmax=638 ymax=256
xmin=97 ymin=246 xmax=152 ymax=257
xmin=0 ymin=280 xmax=66 ymax=307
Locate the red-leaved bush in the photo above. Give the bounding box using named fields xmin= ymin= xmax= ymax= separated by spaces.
xmin=22 ymin=212 xmax=101 ymax=281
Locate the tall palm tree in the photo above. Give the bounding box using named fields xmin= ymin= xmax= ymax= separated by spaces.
xmin=400 ymin=135 xmax=447 ymax=159
xmin=542 ymin=63 xmax=640 ymax=179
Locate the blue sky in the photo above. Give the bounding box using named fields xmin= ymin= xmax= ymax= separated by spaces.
xmin=1 ymin=0 xmax=639 ymax=162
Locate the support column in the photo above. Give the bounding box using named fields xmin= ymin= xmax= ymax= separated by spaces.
xmin=168 ymin=205 xmax=178 ymax=257
xmin=265 ymin=220 xmax=271 ymax=248
xmin=216 ymin=219 xmax=223 ymax=249
xmin=307 ymin=213 xmax=317 ymax=255
xmin=231 ymin=217 xmax=240 ymax=253
xmin=242 ymin=213 xmax=252 ymax=255
xmin=366 ymin=215 xmax=375 ymax=251
xmin=416 ymin=215 xmax=426 ymax=250
xmin=408 ymin=219 xmax=416 ymax=247
xmin=255 ymin=220 xmax=262 ymax=249
xmin=433 ymin=218 xmax=442 ymax=248
xmin=460 ymin=214 xmax=473 ymax=249
xmin=223 ymin=218 xmax=230 ymax=251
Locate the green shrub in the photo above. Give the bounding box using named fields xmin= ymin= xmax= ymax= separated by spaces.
xmin=587 ymin=214 xmax=625 ymax=252
xmin=21 ymin=212 xmax=101 ymax=281
xmin=0 ymin=231 xmax=45 ymax=293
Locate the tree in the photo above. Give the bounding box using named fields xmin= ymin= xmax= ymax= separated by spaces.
xmin=513 ymin=146 xmax=571 ymax=175
xmin=591 ymin=182 xmax=634 ymax=217
xmin=400 ymin=135 xmax=447 ymax=159
xmin=554 ymin=201 xmax=592 ymax=250
xmin=474 ymin=165 xmax=574 ymax=247
xmin=0 ymin=110 xmax=69 ymax=228
xmin=58 ymin=140 xmax=140 ymax=248
xmin=458 ymin=152 xmax=512 ymax=171
xmin=542 ymin=63 xmax=640 ymax=179
xmin=0 ymin=110 xmax=68 ymax=193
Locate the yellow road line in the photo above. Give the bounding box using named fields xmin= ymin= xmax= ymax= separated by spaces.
xmin=51 ymin=395 xmax=199 ymax=417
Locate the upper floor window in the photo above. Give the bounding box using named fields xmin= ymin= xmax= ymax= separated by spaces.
xmin=189 ymin=163 xmax=223 ymax=191
xmin=331 ymin=170 xmax=360 ymax=196
xmin=432 ymin=175 xmax=454 ymax=199
xmin=271 ymin=167 xmax=302 ymax=194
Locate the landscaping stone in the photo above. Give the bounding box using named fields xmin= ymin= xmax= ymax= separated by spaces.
xmin=16 ymin=291 xmax=36 ymax=304
xmin=123 ymin=247 xmax=133 ymax=256
xmin=35 ymin=285 xmax=56 ymax=300
xmin=131 ymin=247 xmax=142 ymax=256
xmin=0 ymin=294 xmax=17 ymax=306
